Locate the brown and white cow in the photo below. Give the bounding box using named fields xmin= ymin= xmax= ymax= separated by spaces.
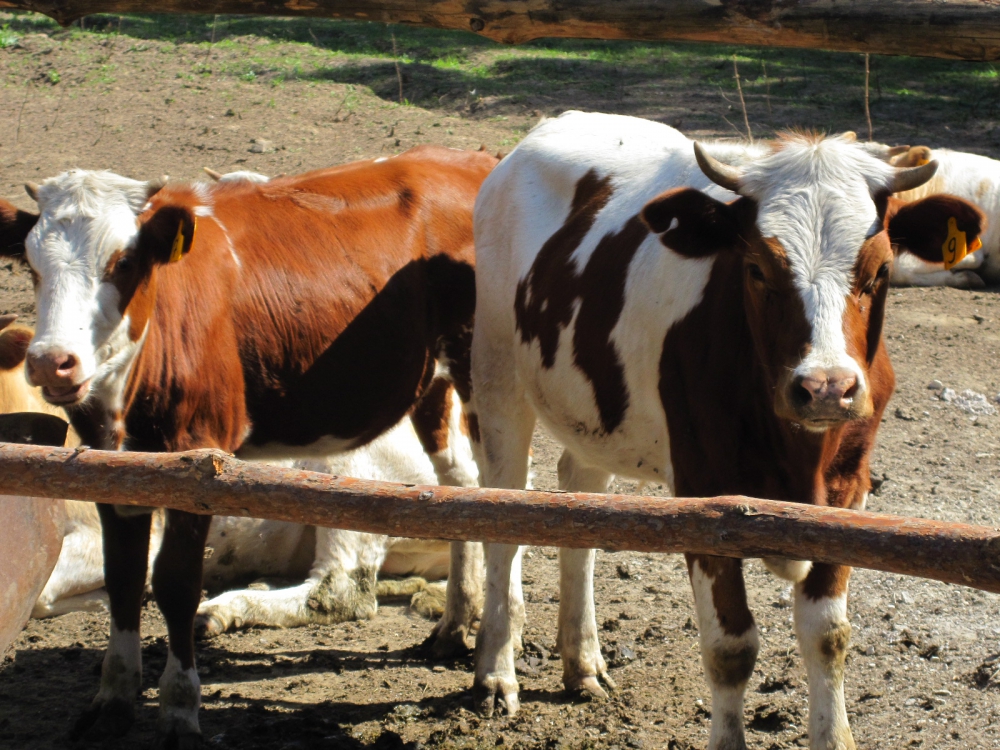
xmin=13 ymin=146 xmax=496 ymax=746
xmin=468 ymin=112 xmax=983 ymax=749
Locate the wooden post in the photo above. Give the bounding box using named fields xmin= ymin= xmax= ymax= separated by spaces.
xmin=0 ymin=443 xmax=998 ymax=594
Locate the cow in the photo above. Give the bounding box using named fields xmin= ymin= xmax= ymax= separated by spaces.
xmin=14 ymin=145 xmax=496 ymax=747
xmin=34 ymin=387 xmax=471 ymax=627
xmin=879 ymin=144 xmax=1000 ymax=288
xmin=467 ymin=111 xmax=984 ymax=750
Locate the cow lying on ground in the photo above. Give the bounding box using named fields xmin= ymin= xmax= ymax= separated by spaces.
xmin=882 ymin=144 xmax=997 ymax=288
xmin=13 ymin=145 xmax=496 ymax=747
xmin=468 ymin=111 xmax=983 ymax=750
xmin=34 ymin=387 xmax=472 ymax=629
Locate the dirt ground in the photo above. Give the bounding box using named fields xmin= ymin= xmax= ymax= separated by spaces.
xmin=1 ymin=16 xmax=1000 ymax=750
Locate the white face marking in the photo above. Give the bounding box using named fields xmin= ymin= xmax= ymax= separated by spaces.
xmin=740 ymin=135 xmax=895 ymax=386
xmin=25 ymin=171 xmax=151 ymax=395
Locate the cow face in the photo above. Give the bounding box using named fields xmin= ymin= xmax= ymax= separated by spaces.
xmin=21 ymin=170 xmax=171 ymax=407
xmin=642 ymin=134 xmax=983 ymax=432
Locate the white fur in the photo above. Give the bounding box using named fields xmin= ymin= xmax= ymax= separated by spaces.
xmin=157 ymin=652 xmax=201 ymax=740
xmin=471 ymin=111 xmax=889 ymax=722
xmin=794 ymin=592 xmax=855 ymax=750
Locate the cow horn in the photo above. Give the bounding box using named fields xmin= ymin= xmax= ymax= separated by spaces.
xmin=24 ymin=182 xmax=40 ymax=202
xmin=146 ymin=175 xmax=169 ymax=197
xmin=203 ymin=167 xmax=223 ymax=181
xmin=693 ymin=142 xmax=743 ymax=194
xmin=889 ymin=160 xmax=938 ymax=194
xmin=842 ymin=131 xmax=857 ymax=142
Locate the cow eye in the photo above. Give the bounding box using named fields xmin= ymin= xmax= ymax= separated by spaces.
xmin=747 ymin=263 xmax=766 ymax=284
xmin=115 ymin=255 xmax=133 ymax=273
xmin=876 ymin=262 xmax=890 ymax=280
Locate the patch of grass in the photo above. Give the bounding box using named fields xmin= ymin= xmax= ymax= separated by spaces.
xmin=0 ymin=22 xmax=19 ymax=48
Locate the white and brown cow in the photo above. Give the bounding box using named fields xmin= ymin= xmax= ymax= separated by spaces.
xmin=468 ymin=111 xmax=983 ymax=749
xmin=13 ymin=146 xmax=495 ymax=747
xmin=882 ymin=144 xmax=1000 ymax=287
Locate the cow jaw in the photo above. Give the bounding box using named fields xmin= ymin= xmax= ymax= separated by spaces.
xmin=23 ymin=171 xmax=152 ymax=409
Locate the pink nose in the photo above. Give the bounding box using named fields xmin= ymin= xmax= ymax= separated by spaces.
xmin=26 ymin=350 xmax=80 ymax=387
xmin=793 ymin=368 xmax=859 ymax=410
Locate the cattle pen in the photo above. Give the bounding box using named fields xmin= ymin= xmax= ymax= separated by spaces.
xmin=4 ymin=3 xmax=1000 ymax=749
xmin=1 ymin=442 xmax=998 ymax=594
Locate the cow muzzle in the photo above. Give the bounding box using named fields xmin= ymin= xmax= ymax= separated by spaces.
xmin=781 ymin=366 xmax=869 ymax=429
xmin=25 ymin=349 xmax=91 ymax=406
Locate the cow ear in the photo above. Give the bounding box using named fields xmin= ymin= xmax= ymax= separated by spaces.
xmin=136 ymin=205 xmax=196 ymax=265
xmin=0 ymin=201 xmax=38 ymax=259
xmin=886 ymin=194 xmax=986 ymax=264
xmin=641 ymin=188 xmax=747 ymax=258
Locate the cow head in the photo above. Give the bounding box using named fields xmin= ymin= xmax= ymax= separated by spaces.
xmin=641 ymin=133 xmax=984 ymax=432
xmin=21 ymin=170 xmax=175 ymax=407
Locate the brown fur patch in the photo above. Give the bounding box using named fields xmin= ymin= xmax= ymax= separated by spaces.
xmin=411 ymin=377 xmax=453 ymax=455
xmin=689 ymin=555 xmax=755 ymax=637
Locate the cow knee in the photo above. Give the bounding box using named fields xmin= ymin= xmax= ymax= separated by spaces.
xmin=704 ymin=635 xmax=759 ymax=689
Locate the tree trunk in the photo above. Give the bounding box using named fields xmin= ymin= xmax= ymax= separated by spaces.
xmin=0 ymin=443 xmax=998 ymax=594
xmin=1 ymin=0 xmax=999 ymax=60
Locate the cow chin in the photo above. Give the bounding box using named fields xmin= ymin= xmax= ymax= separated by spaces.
xmin=41 ymin=378 xmax=92 ymax=407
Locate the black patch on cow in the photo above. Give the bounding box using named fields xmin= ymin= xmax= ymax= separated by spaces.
xmin=514 ymin=170 xmax=648 ymax=435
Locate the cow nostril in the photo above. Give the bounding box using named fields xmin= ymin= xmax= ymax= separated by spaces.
xmin=56 ymin=354 xmax=77 ymax=373
xmin=791 ymin=380 xmax=814 ymax=407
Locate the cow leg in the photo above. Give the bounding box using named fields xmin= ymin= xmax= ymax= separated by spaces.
xmin=197 ymin=528 xmax=389 ymax=637
xmin=413 ymin=378 xmax=484 ymax=656
xmin=686 ymin=554 xmax=759 ymax=750
xmin=556 ymin=450 xmax=614 ymax=698
xmin=151 ymin=509 xmax=211 ymax=749
xmin=72 ymin=504 xmax=151 ymax=740
xmin=795 ymin=564 xmax=855 ymax=750
xmin=425 ymin=540 xmax=484 ymax=656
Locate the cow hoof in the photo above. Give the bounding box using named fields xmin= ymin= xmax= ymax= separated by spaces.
xmin=473 ymin=675 xmax=520 ymax=718
xmin=71 ymin=696 xmax=134 ymax=740
xmin=193 ymin=612 xmax=227 ymax=640
xmin=566 ymin=671 xmax=616 ymax=700
xmin=409 ymin=584 xmax=447 ymax=619
xmin=421 ymin=622 xmax=471 ymax=659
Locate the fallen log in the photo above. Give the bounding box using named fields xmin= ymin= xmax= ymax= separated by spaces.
xmin=1 ymin=443 xmax=998 ymax=594
xmin=4 ymin=0 xmax=1000 ymax=61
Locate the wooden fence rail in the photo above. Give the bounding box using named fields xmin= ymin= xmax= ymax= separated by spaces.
xmin=3 ymin=1 xmax=1000 ymax=61
xmin=0 ymin=442 xmax=998 ymax=594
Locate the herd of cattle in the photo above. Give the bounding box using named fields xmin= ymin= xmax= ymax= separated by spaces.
xmin=2 ymin=110 xmax=999 ymax=750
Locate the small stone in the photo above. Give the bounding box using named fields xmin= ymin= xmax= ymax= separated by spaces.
xmin=899 ymin=591 xmax=914 ymax=605
xmin=905 ymin=697 xmax=918 ymax=706
xmin=249 ymin=138 xmax=274 ymax=153
xmin=865 ymin=645 xmax=876 ymax=656
xmin=927 ymin=380 xmax=944 ymax=390
xmin=777 ymin=586 xmax=793 ymax=608
xmin=431 ymin=665 xmax=446 ymax=673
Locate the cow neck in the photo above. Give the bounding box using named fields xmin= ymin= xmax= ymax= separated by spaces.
xmin=659 ymin=250 xmax=861 ymax=507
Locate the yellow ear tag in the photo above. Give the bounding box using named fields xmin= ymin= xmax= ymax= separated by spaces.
xmin=942 ymin=217 xmax=968 ymax=270
xmin=168 ymin=219 xmax=195 ymax=263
